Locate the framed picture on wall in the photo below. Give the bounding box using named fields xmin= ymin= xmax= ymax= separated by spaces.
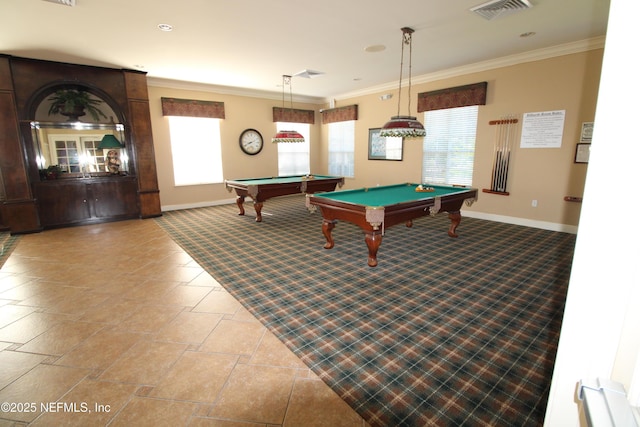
xmin=580 ymin=122 xmax=594 ymax=142
xmin=575 ymin=143 xmax=591 ymax=163
xmin=368 ymin=128 xmax=403 ymax=161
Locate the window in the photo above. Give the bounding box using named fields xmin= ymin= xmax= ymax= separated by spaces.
xmin=82 ymin=137 xmax=108 ymax=172
xmin=422 ymin=105 xmax=478 ymax=186
xmin=277 ymin=122 xmax=310 ymax=175
xmin=328 ymin=120 xmax=355 ymax=177
xmin=48 ymin=135 xmax=106 ymax=173
xmin=52 ymin=137 xmax=80 ymax=173
xmin=168 ymin=116 xmax=223 ymax=186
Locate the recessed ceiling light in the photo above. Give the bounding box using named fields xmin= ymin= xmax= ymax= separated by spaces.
xmin=520 ymin=31 xmax=536 ymax=38
xmin=158 ymin=23 xmax=173 ymax=32
xmin=364 ymin=45 xmax=386 ymax=53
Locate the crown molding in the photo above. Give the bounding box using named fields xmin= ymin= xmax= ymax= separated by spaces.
xmin=334 ymin=36 xmax=606 ymax=101
xmin=147 ymin=77 xmax=325 ymax=105
xmin=147 ymin=36 xmax=605 ymax=105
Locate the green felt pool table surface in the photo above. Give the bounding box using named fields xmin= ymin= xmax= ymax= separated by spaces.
xmin=311 ymin=183 xmax=472 ymax=206
xmin=226 ymin=175 xmax=341 ymax=186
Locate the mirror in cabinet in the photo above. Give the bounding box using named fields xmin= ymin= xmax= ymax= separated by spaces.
xmin=31 ymin=121 xmax=130 ymax=180
xmin=30 ymin=122 xmax=140 ymax=228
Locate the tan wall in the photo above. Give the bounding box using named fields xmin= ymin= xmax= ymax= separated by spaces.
xmin=321 ymin=49 xmax=603 ymax=228
xmin=147 ymin=86 xmax=322 ymax=208
xmin=148 ymin=48 xmax=603 ymax=227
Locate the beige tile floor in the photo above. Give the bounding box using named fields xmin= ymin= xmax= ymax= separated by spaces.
xmin=0 ymin=219 xmax=368 ymax=426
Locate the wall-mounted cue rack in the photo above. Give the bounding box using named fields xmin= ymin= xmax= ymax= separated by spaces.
xmin=482 ymin=116 xmax=518 ymax=196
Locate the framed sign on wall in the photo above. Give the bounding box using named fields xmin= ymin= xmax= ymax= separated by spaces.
xmin=575 ymin=143 xmax=591 ymax=163
xmin=368 ymin=128 xmax=403 ymax=161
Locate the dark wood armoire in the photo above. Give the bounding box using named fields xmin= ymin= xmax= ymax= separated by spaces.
xmin=0 ymin=55 xmax=161 ymax=234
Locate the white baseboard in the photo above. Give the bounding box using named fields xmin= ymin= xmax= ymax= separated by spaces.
xmin=161 ymin=198 xmax=236 ymax=212
xmin=464 ymin=211 xmax=578 ymax=234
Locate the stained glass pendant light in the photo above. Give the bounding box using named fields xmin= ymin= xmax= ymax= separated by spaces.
xmin=272 ymin=75 xmax=305 ymax=143
xmin=379 ymin=27 xmax=426 ymax=138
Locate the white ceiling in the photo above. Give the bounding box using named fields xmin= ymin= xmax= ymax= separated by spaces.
xmin=2 ymin=0 xmax=610 ymax=102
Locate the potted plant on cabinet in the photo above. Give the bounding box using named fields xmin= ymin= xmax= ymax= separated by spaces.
xmin=41 ymin=164 xmax=63 ymax=180
xmin=47 ymin=89 xmax=108 ymax=122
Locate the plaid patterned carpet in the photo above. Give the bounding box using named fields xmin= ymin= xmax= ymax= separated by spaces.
xmin=156 ymin=196 xmax=576 ymax=426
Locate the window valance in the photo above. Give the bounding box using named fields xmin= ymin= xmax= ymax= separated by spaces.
xmin=321 ymin=105 xmax=358 ymax=124
xmin=417 ymin=82 xmax=488 ymax=112
xmin=161 ymin=97 xmax=225 ymax=119
xmin=272 ymin=107 xmax=315 ymax=124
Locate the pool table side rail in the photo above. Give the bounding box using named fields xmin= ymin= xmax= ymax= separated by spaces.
xmin=225 ymin=175 xmax=345 ymax=202
xmin=225 ymin=175 xmax=343 ymax=186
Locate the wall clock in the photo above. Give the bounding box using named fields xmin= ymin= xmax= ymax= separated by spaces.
xmin=239 ymin=128 xmax=263 ymax=155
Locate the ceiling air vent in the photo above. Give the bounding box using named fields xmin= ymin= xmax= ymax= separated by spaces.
xmin=470 ymin=0 xmax=533 ymax=20
xmin=42 ymin=0 xmax=76 ymax=6
xmin=293 ymin=69 xmax=325 ymax=79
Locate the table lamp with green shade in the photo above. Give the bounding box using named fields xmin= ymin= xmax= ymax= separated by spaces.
xmin=99 ymin=134 xmax=125 ymax=173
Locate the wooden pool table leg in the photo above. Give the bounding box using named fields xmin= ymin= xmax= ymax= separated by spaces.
xmin=236 ymin=196 xmax=246 ymax=216
xmin=448 ymin=211 xmax=461 ymax=238
xmin=253 ymin=202 xmax=264 ymax=222
xmin=364 ymin=232 xmax=382 ymax=267
xmin=321 ymin=219 xmax=336 ymax=249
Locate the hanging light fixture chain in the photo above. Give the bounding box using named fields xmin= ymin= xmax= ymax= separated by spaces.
xmin=406 ymin=28 xmax=413 ymax=117
xmin=287 ymin=75 xmax=294 ymax=110
xmin=273 ymin=74 xmax=305 ymax=143
xmin=395 ymin=30 xmax=405 ymax=117
xmin=379 ymin=27 xmax=425 ymax=138
xmin=281 ymin=75 xmax=286 ymax=109
xmin=395 ymin=28 xmax=415 ymax=117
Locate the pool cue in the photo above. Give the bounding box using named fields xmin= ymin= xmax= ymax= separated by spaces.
xmin=488 ymin=117 xmax=517 ymax=193
xmin=493 ymin=122 xmax=499 ymax=191
xmin=491 ymin=119 xmax=503 ymax=191
xmin=490 ymin=122 xmax=500 ymax=191
xmin=500 ymin=116 xmax=517 ymax=192
xmin=496 ymin=118 xmax=507 ymax=191
xmin=501 ymin=118 xmax=510 ymax=190
xmin=487 ymin=116 xmax=519 ymax=194
xmin=493 ymin=120 xmax=502 ymax=191
xmin=500 ymin=117 xmax=512 ymax=192
xmin=506 ymin=116 xmax=517 ymax=190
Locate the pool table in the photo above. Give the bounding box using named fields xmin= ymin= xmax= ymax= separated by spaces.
xmin=225 ymin=174 xmax=344 ymax=222
xmin=307 ymin=183 xmax=478 ymax=267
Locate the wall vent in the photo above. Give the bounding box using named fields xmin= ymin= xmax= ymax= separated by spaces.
xmin=42 ymin=0 xmax=76 ymax=6
xmin=470 ymin=0 xmax=533 ymax=20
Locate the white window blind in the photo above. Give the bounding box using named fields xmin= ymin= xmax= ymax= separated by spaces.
xmin=422 ymin=105 xmax=478 ymax=186
xmin=168 ymin=116 xmax=223 ymax=186
xmin=277 ymin=122 xmax=310 ymax=175
xmin=328 ymin=120 xmax=355 ymax=177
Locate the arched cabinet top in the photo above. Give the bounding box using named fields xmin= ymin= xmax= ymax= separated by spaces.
xmin=29 ymin=82 xmax=123 ymax=124
xmin=7 ymin=56 xmax=133 ymax=122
